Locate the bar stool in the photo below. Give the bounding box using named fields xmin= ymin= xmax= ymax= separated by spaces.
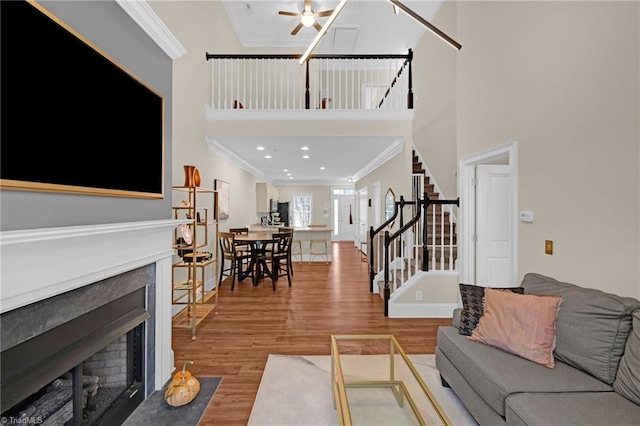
xmin=291 ymin=239 xmax=303 ymax=264
xmin=309 ymin=239 xmax=329 ymax=264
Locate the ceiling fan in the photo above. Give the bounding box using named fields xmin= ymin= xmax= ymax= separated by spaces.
xmin=278 ymin=0 xmax=334 ymax=36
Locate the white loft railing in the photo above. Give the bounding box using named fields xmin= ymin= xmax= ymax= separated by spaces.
xmin=205 ymin=51 xmax=414 ymax=111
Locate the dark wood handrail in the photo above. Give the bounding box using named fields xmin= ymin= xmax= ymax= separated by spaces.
xmin=205 ymin=53 xmax=411 ymax=60
xmin=368 ymin=191 xmax=460 ymax=316
xmin=368 ymin=195 xmax=417 ymax=292
xmin=378 ymin=49 xmax=412 ymax=109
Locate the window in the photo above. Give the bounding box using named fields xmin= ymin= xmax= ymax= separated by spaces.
xmin=292 ymin=194 xmax=312 ymax=227
xmin=332 ymin=188 xmax=355 ymax=195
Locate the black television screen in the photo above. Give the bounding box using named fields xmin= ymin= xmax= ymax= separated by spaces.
xmin=0 ymin=0 xmax=164 ymax=198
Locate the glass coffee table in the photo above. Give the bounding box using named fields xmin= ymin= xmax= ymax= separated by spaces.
xmin=331 ymin=335 xmax=451 ymax=426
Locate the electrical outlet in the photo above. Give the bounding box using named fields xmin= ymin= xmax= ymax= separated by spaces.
xmin=416 ymin=290 xmax=423 ymax=301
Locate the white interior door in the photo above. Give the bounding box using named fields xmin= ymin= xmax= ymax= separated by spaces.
xmin=476 ymin=165 xmax=511 ymax=287
xmin=357 ymin=188 xmax=368 ymax=248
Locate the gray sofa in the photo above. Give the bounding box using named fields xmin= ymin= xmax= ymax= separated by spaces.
xmin=436 ymin=273 xmax=640 ymax=425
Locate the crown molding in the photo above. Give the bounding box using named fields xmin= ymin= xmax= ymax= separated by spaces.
xmin=116 ymin=0 xmax=187 ymax=60
xmin=352 ymin=138 xmax=404 ymax=181
xmin=205 ymin=136 xmax=270 ymax=182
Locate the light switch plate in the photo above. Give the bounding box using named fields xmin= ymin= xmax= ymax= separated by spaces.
xmin=519 ymin=211 xmax=534 ymax=222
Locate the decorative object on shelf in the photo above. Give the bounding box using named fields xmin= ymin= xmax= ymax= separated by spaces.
xmin=183 ymin=165 xmax=200 ymax=187
xmin=164 ymin=361 xmax=201 ymax=407
xmin=193 ymin=168 xmax=201 ymax=187
xmin=182 ymin=251 xmax=212 ymax=263
xmin=214 ymin=179 xmax=230 ymax=220
xmin=180 ymin=224 xmax=193 ymax=245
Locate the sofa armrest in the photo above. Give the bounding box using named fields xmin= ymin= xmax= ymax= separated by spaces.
xmin=452 ymin=308 xmax=462 ymax=329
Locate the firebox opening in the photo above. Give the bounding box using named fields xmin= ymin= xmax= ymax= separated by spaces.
xmin=1 ymin=322 xmax=145 ymax=426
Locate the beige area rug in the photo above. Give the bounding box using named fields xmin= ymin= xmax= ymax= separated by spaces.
xmin=248 ymin=354 xmax=477 ymax=426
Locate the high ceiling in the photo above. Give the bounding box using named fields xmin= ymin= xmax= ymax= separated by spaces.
xmin=211 ymin=0 xmax=445 ymax=185
xmin=221 ymin=0 xmax=443 ymax=53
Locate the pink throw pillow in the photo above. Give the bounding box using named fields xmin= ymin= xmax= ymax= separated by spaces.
xmin=469 ymin=288 xmax=562 ymax=368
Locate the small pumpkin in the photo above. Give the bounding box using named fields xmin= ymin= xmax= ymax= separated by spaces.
xmin=164 ymin=361 xmax=201 ymax=407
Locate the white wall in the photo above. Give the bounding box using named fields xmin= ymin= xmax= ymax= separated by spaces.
xmin=412 ymin=0 xmax=458 ymax=199
xmin=457 ymin=1 xmax=640 ymax=297
xmin=149 ymin=1 xmax=268 ymax=236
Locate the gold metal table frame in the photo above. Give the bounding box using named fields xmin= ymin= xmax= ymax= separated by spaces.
xmin=330 ymin=334 xmax=452 ymax=426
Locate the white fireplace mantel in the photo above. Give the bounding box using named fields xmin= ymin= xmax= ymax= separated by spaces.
xmin=0 ymin=219 xmax=185 ymax=390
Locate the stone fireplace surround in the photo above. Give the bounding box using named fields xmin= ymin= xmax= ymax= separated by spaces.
xmin=0 ymin=220 xmax=179 ymax=413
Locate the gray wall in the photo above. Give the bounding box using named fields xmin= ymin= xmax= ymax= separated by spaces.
xmin=0 ymin=1 xmax=173 ymax=231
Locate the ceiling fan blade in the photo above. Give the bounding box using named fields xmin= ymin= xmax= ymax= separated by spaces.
xmin=279 ymin=10 xmax=301 ymax=17
xmin=313 ymin=21 xmax=322 ymax=32
xmin=315 ymin=9 xmax=334 ymax=18
xmin=291 ymin=22 xmax=304 ymax=35
xmin=304 ymin=0 xmax=312 ymax=12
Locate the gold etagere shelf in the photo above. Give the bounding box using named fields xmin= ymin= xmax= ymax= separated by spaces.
xmin=171 ymin=185 xmax=219 ymax=340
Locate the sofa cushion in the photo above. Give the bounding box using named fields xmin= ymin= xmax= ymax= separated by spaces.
xmin=506 ymin=392 xmax=640 ymax=426
xmin=613 ymin=309 xmax=640 ymax=405
xmin=469 ymin=288 xmax=562 ymax=368
xmin=521 ymin=273 xmax=640 ymax=384
xmin=437 ymin=326 xmax=612 ymax=416
xmin=458 ymin=283 xmax=524 ymax=336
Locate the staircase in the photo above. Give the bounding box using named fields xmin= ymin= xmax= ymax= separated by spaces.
xmin=369 ymin=148 xmax=460 ymax=315
xmin=412 ymin=149 xmax=458 ymax=271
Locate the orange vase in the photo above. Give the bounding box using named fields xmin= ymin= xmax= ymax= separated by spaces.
xmin=183 ymin=165 xmax=196 ymax=187
xmin=193 ymin=168 xmax=201 ymax=187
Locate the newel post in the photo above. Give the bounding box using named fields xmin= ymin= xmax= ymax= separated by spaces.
xmin=407 ymin=49 xmax=414 ymax=109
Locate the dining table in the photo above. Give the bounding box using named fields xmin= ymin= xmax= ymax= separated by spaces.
xmin=234 ymin=231 xmax=278 ymax=286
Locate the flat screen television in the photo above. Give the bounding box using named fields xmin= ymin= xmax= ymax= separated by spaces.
xmin=0 ymin=0 xmax=164 ymax=198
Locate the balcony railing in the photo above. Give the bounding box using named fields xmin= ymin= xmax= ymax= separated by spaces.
xmin=205 ymin=50 xmax=413 ymax=111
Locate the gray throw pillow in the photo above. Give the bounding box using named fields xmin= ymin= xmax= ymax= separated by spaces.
xmin=458 ymin=283 xmax=524 ymax=336
xmin=613 ymin=310 xmax=640 ymax=405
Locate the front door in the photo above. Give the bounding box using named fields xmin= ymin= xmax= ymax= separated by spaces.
xmin=476 ymin=164 xmax=511 ymax=286
xmin=331 ymin=189 xmax=356 ymax=242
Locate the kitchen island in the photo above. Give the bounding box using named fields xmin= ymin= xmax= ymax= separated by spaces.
xmin=248 ymin=225 xmax=333 ymax=262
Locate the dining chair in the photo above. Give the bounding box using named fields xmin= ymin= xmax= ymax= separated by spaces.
xmin=229 ymin=227 xmax=250 ymax=268
xmin=218 ymin=232 xmax=252 ymax=290
xmin=279 ymin=227 xmax=296 ymax=276
xmin=256 ymin=232 xmax=292 ymax=290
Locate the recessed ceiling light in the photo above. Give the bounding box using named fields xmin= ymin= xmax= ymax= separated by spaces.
xmin=265 ymin=155 xmax=272 ymax=159
xmin=302 ymin=155 xmax=309 ymax=159
xmin=257 ymin=146 xmax=265 ymax=151
xmin=301 ymin=146 xmax=309 ymax=151
xmin=289 ymin=176 xmax=294 ymax=179
xmin=283 ymin=169 xmax=288 ymax=172
xmin=320 ymin=166 xmax=326 ymax=170
xmin=286 ymin=173 xmax=291 ymax=176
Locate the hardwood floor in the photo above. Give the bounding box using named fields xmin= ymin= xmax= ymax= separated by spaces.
xmin=172 ymin=241 xmax=452 ymax=425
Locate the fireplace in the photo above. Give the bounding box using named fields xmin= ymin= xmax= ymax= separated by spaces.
xmin=1 ymin=266 xmax=153 ymax=425
xmin=0 ymin=219 xmax=178 ymax=423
